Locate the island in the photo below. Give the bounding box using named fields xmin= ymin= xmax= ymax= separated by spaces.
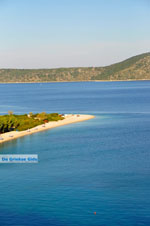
xmin=0 ymin=52 xmax=150 ymax=82
xmin=0 ymin=112 xmax=95 ymax=144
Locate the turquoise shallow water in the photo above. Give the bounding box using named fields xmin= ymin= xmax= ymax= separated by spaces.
xmin=0 ymin=81 xmax=150 ymax=226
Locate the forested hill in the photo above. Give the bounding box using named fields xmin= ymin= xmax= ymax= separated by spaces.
xmin=0 ymin=52 xmax=150 ymax=82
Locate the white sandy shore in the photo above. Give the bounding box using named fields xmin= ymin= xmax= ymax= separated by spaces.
xmin=0 ymin=114 xmax=95 ymax=144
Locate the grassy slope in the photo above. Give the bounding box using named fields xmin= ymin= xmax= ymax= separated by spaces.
xmin=93 ymin=52 xmax=150 ymax=80
xmin=0 ymin=52 xmax=150 ymax=82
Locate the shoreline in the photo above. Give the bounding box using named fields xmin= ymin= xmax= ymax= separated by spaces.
xmin=0 ymin=114 xmax=95 ymax=145
xmin=0 ymin=79 xmax=150 ymax=84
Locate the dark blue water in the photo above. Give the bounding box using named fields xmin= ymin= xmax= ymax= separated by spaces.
xmin=0 ymin=81 xmax=150 ymax=226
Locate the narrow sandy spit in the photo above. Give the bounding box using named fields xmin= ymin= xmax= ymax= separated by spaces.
xmin=0 ymin=114 xmax=95 ymax=144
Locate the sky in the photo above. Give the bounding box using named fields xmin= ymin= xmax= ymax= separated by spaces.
xmin=0 ymin=0 xmax=150 ymax=68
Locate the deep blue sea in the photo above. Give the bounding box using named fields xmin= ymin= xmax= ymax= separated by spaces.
xmin=0 ymin=81 xmax=150 ymax=226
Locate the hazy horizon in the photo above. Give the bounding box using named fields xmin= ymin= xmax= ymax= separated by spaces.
xmin=0 ymin=51 xmax=149 ymax=70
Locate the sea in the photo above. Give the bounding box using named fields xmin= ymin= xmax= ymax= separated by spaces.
xmin=0 ymin=81 xmax=150 ymax=226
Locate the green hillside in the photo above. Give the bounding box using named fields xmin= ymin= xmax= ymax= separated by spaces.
xmin=0 ymin=52 xmax=150 ymax=82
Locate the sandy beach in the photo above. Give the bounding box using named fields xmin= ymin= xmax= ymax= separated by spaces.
xmin=0 ymin=114 xmax=95 ymax=144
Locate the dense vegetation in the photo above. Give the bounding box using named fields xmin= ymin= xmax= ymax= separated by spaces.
xmin=0 ymin=113 xmax=64 ymax=133
xmin=0 ymin=52 xmax=150 ymax=82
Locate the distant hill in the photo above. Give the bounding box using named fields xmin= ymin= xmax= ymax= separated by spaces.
xmin=0 ymin=52 xmax=150 ymax=82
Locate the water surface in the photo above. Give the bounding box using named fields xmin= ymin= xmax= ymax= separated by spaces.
xmin=0 ymin=81 xmax=150 ymax=226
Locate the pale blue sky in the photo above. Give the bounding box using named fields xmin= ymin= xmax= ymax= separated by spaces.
xmin=0 ymin=0 xmax=150 ymax=68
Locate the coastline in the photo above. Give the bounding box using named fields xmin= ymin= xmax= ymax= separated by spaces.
xmin=0 ymin=79 xmax=150 ymax=84
xmin=0 ymin=114 xmax=95 ymax=144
